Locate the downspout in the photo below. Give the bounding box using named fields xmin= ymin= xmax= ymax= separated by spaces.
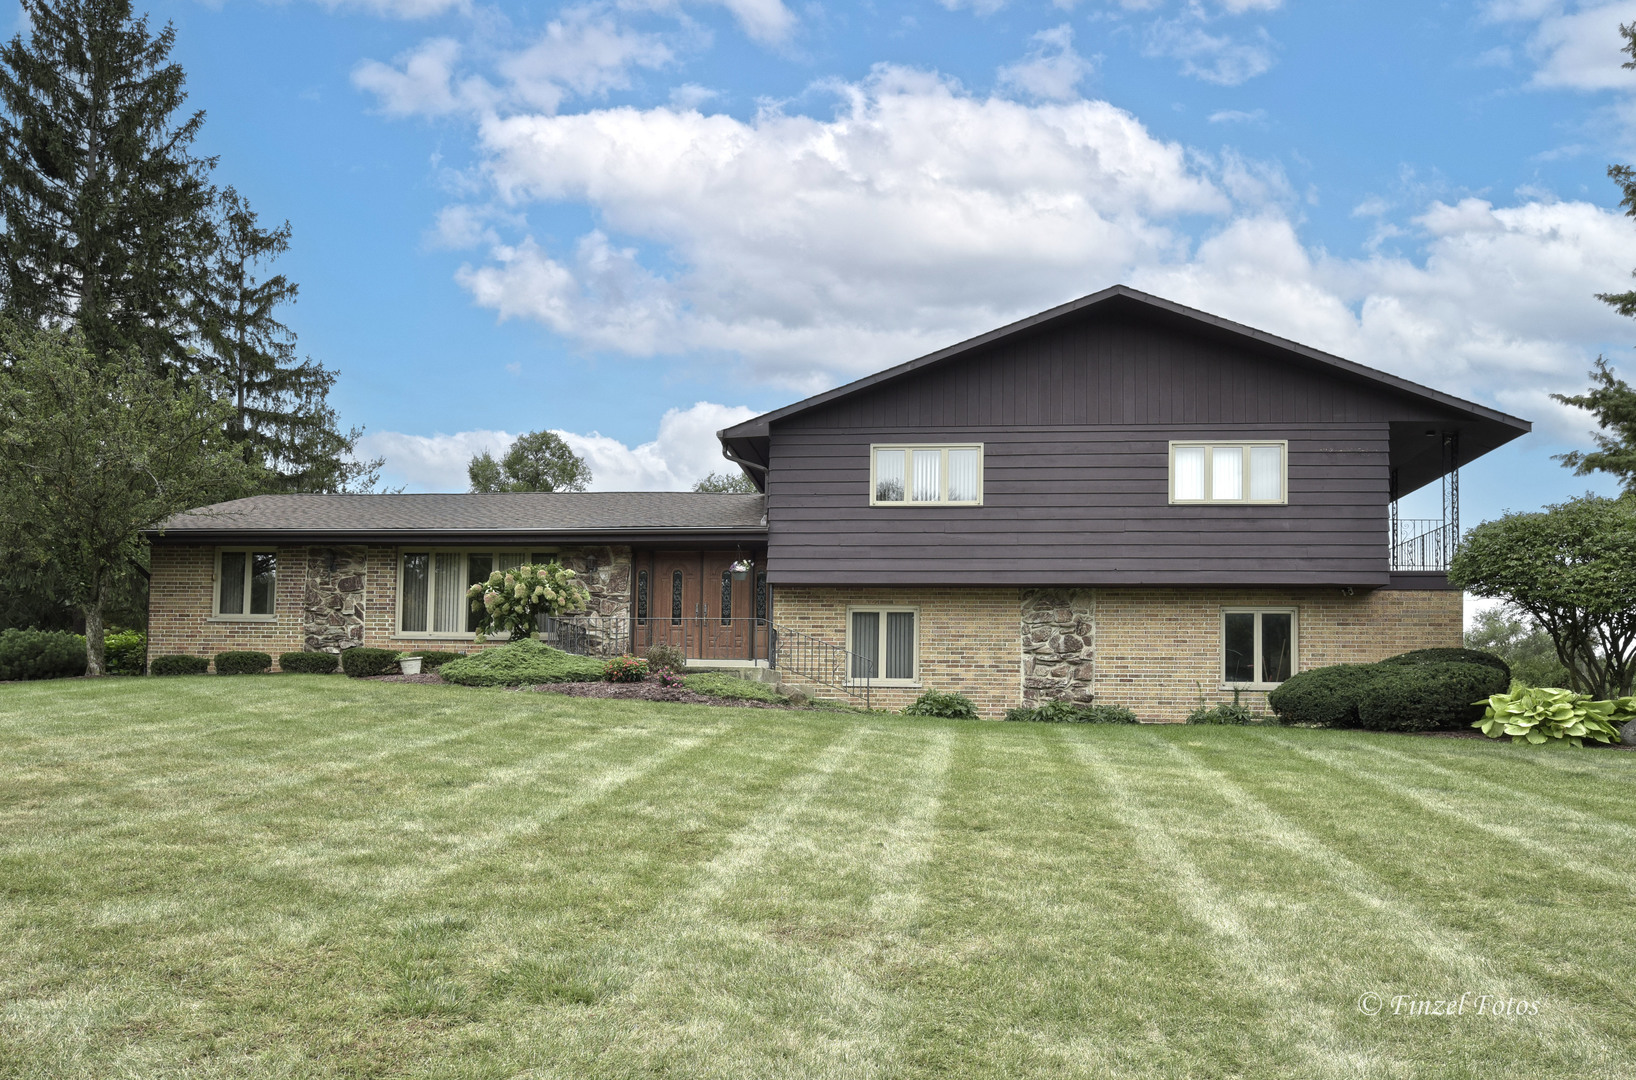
xmin=721 ymin=446 xmax=768 ymax=481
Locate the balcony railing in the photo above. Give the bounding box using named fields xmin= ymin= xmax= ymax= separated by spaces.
xmin=1391 ymin=518 xmax=1457 ymax=572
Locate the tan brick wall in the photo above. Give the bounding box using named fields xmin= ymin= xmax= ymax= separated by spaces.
xmin=772 ymin=583 xmax=1462 ymax=723
xmin=1091 ymin=587 xmax=1463 ymax=721
xmin=151 ymin=543 xmax=636 ymax=669
xmin=772 ymin=586 xmax=1023 ymax=718
xmin=148 ymin=544 xmax=310 ymax=668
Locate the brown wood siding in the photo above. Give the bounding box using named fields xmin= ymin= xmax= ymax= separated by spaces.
xmin=765 ymin=311 xmax=1437 ymax=586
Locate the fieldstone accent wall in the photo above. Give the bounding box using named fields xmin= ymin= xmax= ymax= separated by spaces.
xmin=302 ymin=545 xmax=368 ymax=653
xmin=557 ymin=546 xmax=633 ymax=619
xmin=1020 ymin=589 xmax=1096 ymax=704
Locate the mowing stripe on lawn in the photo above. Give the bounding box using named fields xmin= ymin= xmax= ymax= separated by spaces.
xmin=1153 ymin=732 xmax=1616 ymax=1070
xmin=1066 ymin=732 xmax=1403 ymax=1080
xmin=1276 ymin=738 xmax=1636 ymax=894
xmin=1387 ymin=740 xmax=1636 ymax=824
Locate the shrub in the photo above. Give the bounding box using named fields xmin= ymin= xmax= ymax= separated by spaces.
xmin=214 ymin=650 xmax=272 ymax=675
xmin=604 ymin=654 xmax=649 ymax=682
xmin=0 ymin=628 xmax=86 ymax=680
xmin=104 ymin=629 xmax=146 ymax=675
xmin=1474 ymin=687 xmax=1632 ymax=747
xmin=439 ymin=640 xmax=604 ymax=686
xmin=340 ymin=646 xmax=403 ymax=678
xmin=406 ymin=650 xmax=466 ymax=671
xmin=1187 ymin=703 xmax=1255 ymax=725
xmin=279 ymin=651 xmax=339 ymax=674
xmin=1355 ymin=661 xmax=1511 ymax=732
xmin=1266 ymin=664 xmax=1384 ymax=726
xmin=1004 ymin=701 xmax=1141 ymax=723
xmin=150 ymin=654 xmax=209 ymax=676
xmin=1379 ymin=647 xmax=1511 ymax=681
xmin=902 ymin=689 xmax=979 ymax=720
xmin=644 ymin=643 xmax=686 ymax=673
xmin=681 ymin=672 xmax=787 ymax=703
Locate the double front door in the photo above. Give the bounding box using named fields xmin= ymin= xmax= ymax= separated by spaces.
xmin=636 ymin=550 xmax=766 ymax=661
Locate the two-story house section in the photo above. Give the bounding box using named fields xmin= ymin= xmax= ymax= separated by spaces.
xmin=717 ymin=285 xmax=1530 ymax=719
xmin=148 ymin=286 xmax=1528 ymax=720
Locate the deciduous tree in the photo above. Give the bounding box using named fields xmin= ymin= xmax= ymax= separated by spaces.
xmin=467 ymin=430 xmax=591 ymax=493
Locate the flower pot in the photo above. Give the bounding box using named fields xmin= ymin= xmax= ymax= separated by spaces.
xmin=398 ymin=656 xmax=423 ymax=675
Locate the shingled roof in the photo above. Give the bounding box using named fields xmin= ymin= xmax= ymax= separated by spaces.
xmin=151 ymin=492 xmax=767 ymax=543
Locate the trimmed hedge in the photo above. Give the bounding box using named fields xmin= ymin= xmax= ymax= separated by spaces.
xmin=0 ymin=629 xmax=86 ymax=681
xmin=104 ymin=629 xmax=146 ymax=675
xmin=151 ymin=654 xmax=210 ymax=676
xmin=1378 ymin=647 xmax=1510 ymax=680
xmin=1004 ymin=700 xmax=1140 ymax=724
xmin=340 ymin=647 xmax=403 ymax=678
xmin=438 ymin=640 xmax=603 ymax=686
xmin=902 ymin=689 xmax=979 ymax=719
xmin=279 ymin=651 xmax=339 ymax=674
xmin=1265 ymin=663 xmax=1384 ymax=727
xmin=405 ymin=650 xmax=466 ymax=671
xmin=215 ymin=651 xmax=273 ymax=675
xmin=1356 ymin=661 xmax=1510 ymax=732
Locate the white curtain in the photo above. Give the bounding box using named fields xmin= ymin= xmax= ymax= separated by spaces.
xmin=948 ymin=448 xmax=979 ymax=502
xmin=875 ymin=449 xmax=905 ymax=502
xmin=433 ymin=553 xmax=464 ymax=634
xmin=1211 ymin=446 xmax=1243 ymax=501
xmin=1173 ymin=446 xmax=1205 ymax=500
xmin=1250 ymin=445 xmax=1282 ymax=501
xmin=497 ymin=552 xmax=524 ymax=572
xmin=912 ymin=449 xmax=941 ymax=502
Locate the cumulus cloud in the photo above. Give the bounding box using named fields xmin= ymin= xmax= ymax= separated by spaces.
xmin=1487 ymin=1 xmax=1636 ymax=90
xmin=317 ymin=0 xmax=467 ymax=17
xmin=352 ymin=38 xmax=491 ymax=117
xmin=998 ymin=24 xmax=1097 ymax=101
xmin=357 ymin=402 xmax=761 ymax=492
xmin=1143 ymin=17 xmax=1278 ymax=85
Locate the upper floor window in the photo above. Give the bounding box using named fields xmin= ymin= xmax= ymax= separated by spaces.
xmin=871 ymin=444 xmax=983 ymax=506
xmin=1170 ymin=441 xmax=1286 ymax=504
xmin=398 ymin=548 xmax=555 ymax=637
xmin=216 ymin=548 xmax=276 ymax=619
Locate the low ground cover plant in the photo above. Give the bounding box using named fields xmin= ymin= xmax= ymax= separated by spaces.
xmin=103 ymin=629 xmax=146 ymax=675
xmin=1268 ymin=649 xmax=1510 ymax=731
xmin=1004 ymin=700 xmax=1140 ymax=724
xmin=215 ymin=651 xmax=272 ymax=675
xmin=604 ymin=655 xmax=649 ymax=682
xmin=1186 ymin=703 xmax=1255 ymax=725
xmin=439 ymin=640 xmax=603 ymax=686
xmin=0 ymin=629 xmax=87 ymax=681
xmin=681 ymin=672 xmax=787 ymax=703
xmin=405 ymin=650 xmax=466 ymax=671
xmin=150 ymin=655 xmax=209 ymax=676
xmin=340 ymin=647 xmax=403 ymax=679
xmin=1474 ymin=687 xmax=1632 ymax=747
xmin=903 ymin=689 xmax=979 ymax=720
xmin=278 ymin=651 xmax=339 ymax=674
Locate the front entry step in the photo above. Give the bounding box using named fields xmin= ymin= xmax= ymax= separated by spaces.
xmin=683 ymin=660 xmax=782 ymax=687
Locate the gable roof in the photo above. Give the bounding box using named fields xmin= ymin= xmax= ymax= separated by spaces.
xmin=150 ymin=492 xmax=767 ymax=544
xmin=717 ymin=284 xmax=1531 ymax=491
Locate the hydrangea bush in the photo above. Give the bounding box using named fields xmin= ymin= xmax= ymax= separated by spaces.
xmin=466 ymin=562 xmax=591 ymax=643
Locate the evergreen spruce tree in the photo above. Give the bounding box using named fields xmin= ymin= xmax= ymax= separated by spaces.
xmin=0 ymin=0 xmax=216 ymax=370
xmin=197 ymin=188 xmax=382 ymax=493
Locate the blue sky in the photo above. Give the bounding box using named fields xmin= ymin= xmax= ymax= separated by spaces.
xmin=7 ymin=0 xmax=1635 ymax=524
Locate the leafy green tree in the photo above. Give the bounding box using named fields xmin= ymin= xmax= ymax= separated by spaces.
xmin=1463 ymin=606 xmax=1573 ymax=689
xmin=467 ymin=430 xmax=591 ymax=492
xmin=197 ymin=187 xmax=382 ymax=493
xmin=0 ymin=0 xmax=215 ymax=370
xmin=692 ymin=470 xmax=757 ymax=493
xmin=0 ymin=324 xmax=252 ymax=673
xmin=1449 ymin=495 xmax=1636 ymax=697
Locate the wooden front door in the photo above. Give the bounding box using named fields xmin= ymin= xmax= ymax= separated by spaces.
xmin=636 ymin=551 xmax=761 ymax=661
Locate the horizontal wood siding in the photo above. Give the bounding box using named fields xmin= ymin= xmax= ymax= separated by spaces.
xmin=766 ymin=311 xmax=1423 ymax=586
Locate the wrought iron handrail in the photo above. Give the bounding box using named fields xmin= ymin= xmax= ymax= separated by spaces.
xmin=769 ymin=624 xmax=873 ymax=710
xmin=1390 ymin=518 xmax=1456 ymax=572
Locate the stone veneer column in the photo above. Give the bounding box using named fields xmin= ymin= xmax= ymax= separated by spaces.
xmin=302 ymin=545 xmax=368 ymax=652
xmin=1020 ymin=588 xmax=1096 ymax=704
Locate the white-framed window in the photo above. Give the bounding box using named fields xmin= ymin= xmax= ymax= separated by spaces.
xmin=870 ymin=444 xmax=983 ymax=506
xmin=214 ymin=548 xmax=277 ymax=619
xmin=397 ymin=548 xmax=555 ymax=637
xmin=847 ymin=606 xmax=919 ymax=684
xmin=1221 ymin=608 xmax=1297 ymax=689
xmin=1170 ymin=441 xmax=1287 ymax=504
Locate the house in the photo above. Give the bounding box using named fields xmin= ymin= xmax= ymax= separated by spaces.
xmin=146 ymin=286 xmax=1530 ymax=720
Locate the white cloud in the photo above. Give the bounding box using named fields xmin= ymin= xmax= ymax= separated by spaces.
xmin=357 ymin=402 xmax=759 ymax=492
xmin=624 ymin=0 xmax=797 ymax=43
xmin=998 ymin=24 xmax=1097 ymax=101
xmin=316 ymin=0 xmax=467 ymax=17
xmin=669 ymin=83 xmax=720 ymax=109
xmin=1484 ymin=2 xmax=1636 ymax=90
xmin=352 ymin=38 xmax=494 ymax=117
xmin=1207 ymin=107 xmax=1267 ymax=123
xmin=1143 ymin=17 xmax=1278 ymax=85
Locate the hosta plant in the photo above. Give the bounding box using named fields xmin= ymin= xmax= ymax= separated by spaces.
xmin=466 ymin=562 xmax=591 ymax=643
xmin=1472 ymin=687 xmax=1632 ymax=747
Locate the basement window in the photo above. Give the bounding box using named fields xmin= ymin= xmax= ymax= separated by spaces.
xmin=1222 ymin=608 xmax=1297 ymax=689
xmin=848 ymin=606 xmax=918 ymax=685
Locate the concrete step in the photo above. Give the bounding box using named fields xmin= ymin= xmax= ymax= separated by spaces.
xmin=683 ymin=661 xmax=782 ymax=688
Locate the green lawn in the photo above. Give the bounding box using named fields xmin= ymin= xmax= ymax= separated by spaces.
xmin=1 ymin=677 xmax=1633 ymax=1079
